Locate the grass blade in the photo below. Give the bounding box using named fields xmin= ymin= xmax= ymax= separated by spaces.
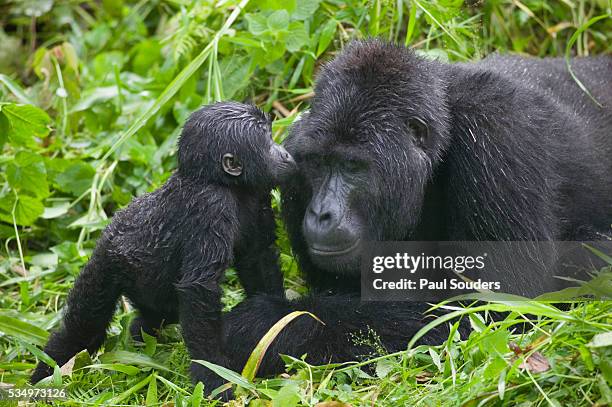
xmin=0 ymin=74 xmax=34 ymax=105
xmin=564 ymin=14 xmax=610 ymax=107
xmin=0 ymin=315 xmax=49 ymax=346
xmin=242 ymin=310 xmax=324 ymax=382
xmin=193 ymin=360 xmax=256 ymax=390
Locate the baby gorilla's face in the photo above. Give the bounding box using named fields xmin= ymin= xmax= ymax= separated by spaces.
xmin=178 ymin=102 xmax=296 ymax=188
xmin=222 ymin=132 xmax=296 ymax=188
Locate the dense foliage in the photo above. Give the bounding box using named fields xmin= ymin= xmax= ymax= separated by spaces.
xmin=0 ymin=0 xmax=611 ymax=405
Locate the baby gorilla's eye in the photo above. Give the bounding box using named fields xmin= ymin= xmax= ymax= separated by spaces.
xmin=222 ymin=153 xmax=243 ymax=176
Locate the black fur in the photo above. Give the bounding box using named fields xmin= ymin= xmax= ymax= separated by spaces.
xmin=223 ymin=40 xmax=612 ymax=375
xmin=31 ymin=102 xmax=293 ymax=394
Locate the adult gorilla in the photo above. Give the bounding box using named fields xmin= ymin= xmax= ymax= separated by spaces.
xmin=223 ymin=40 xmax=612 ymax=375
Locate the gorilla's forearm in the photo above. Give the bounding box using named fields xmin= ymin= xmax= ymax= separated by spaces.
xmin=223 ymin=294 xmax=461 ymax=375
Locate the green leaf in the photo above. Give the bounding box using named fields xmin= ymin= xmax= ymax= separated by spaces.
xmin=259 ymin=0 xmax=296 ymax=12
xmin=132 ymin=39 xmax=162 ymax=75
xmin=246 ymin=13 xmax=268 ymax=35
xmin=0 ymin=103 xmax=51 ymax=147
xmin=267 ymin=10 xmax=290 ymax=32
xmin=190 ymin=382 xmax=204 ymax=406
xmin=42 ymin=201 xmax=70 ymax=219
xmin=99 ymin=350 xmax=174 ymax=373
xmin=0 ymin=194 xmax=45 ymax=226
xmin=55 ymin=162 xmax=96 ymax=197
xmin=286 ymin=21 xmax=309 ymax=52
xmin=480 ymin=329 xmax=509 ymax=356
xmin=588 ymin=332 xmax=612 ymax=348
xmin=0 ymin=74 xmax=35 ymax=105
xmin=146 ymin=375 xmax=158 ymax=406
xmin=375 ymin=358 xmax=395 ymax=378
xmin=193 ymin=360 xmax=255 ymax=390
xmin=70 ymin=86 xmax=119 ymax=113
xmin=272 ymin=383 xmax=300 ymax=407
xmin=242 ymin=310 xmax=324 ymax=382
xmin=405 ymin=0 xmax=418 ymax=45
xmin=564 ymin=14 xmax=609 ymax=107
xmin=6 ymin=151 xmax=49 ymax=198
xmin=30 ymin=252 xmax=58 ymax=268
xmin=0 ymin=111 xmax=8 ymax=149
xmin=292 ymin=0 xmax=320 ymax=20
xmin=0 ymin=315 xmax=49 ymax=346
xmin=317 ymin=19 xmax=336 ymax=56
xmin=86 ymin=363 xmax=141 ymax=375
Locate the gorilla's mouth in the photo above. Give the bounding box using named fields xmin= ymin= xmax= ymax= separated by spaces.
xmin=309 ymin=238 xmax=361 ymax=256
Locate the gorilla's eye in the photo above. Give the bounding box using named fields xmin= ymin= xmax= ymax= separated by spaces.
xmin=222 ymin=153 xmax=243 ymax=176
xmin=343 ymin=159 xmax=365 ymax=173
xmin=408 ymin=118 xmax=430 ymax=148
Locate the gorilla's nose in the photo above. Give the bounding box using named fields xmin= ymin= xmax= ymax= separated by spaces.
xmin=306 ymin=204 xmax=337 ymax=231
xmin=279 ymin=148 xmax=295 ymax=165
xmin=303 ymin=201 xmax=359 ymax=254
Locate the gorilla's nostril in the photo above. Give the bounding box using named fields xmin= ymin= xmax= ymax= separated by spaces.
xmin=319 ymin=212 xmax=332 ymax=225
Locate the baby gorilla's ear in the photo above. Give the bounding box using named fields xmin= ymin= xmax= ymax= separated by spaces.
xmin=222 ymin=153 xmax=243 ymax=176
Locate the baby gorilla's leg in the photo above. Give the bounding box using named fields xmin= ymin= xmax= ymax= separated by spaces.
xmin=32 ymin=247 xmax=122 ymax=383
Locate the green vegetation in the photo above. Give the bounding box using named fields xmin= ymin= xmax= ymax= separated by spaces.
xmin=0 ymin=0 xmax=611 ymax=405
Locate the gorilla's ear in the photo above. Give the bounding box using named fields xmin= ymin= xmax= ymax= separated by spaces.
xmin=408 ymin=118 xmax=430 ymax=148
xmin=222 ymin=153 xmax=243 ymax=176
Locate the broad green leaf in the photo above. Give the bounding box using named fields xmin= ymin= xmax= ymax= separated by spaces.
xmin=6 ymin=151 xmax=49 ymax=198
xmin=30 ymin=252 xmax=58 ymax=268
xmin=42 ymin=201 xmax=70 ymax=219
xmin=588 ymin=332 xmax=612 ymax=348
xmin=286 ymin=21 xmax=309 ymax=52
xmin=272 ymin=383 xmax=300 ymax=407
xmin=242 ymin=310 xmax=324 ymax=382
xmin=55 ymin=162 xmax=96 ymax=197
xmin=70 ymin=86 xmax=119 ymax=113
xmin=0 ymin=103 xmax=51 ymax=147
xmin=480 ymin=329 xmax=509 ymax=355
xmin=375 ymin=358 xmax=395 ymax=378
xmin=259 ymin=0 xmax=296 ymax=12
xmin=0 ymin=194 xmax=45 ymax=226
xmin=484 ymin=355 xmax=506 ymax=378
xmin=293 ymin=0 xmax=320 ymax=20
xmin=0 ymin=315 xmax=49 ymax=346
xmin=246 ymin=13 xmax=268 ymax=35
xmin=267 ymin=10 xmax=290 ymax=32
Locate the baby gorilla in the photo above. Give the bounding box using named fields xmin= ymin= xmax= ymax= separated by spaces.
xmin=31 ymin=102 xmax=295 ymax=393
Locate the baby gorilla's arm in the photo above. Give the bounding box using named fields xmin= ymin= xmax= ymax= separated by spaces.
xmin=175 ymin=203 xmax=238 ymax=396
xmin=234 ymin=201 xmax=284 ymax=297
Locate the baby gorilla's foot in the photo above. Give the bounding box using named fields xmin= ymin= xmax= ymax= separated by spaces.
xmin=31 ymin=363 xmax=54 ymax=384
xmin=129 ymin=316 xmax=162 ymax=342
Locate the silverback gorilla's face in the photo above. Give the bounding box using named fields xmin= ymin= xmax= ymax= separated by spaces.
xmin=282 ymin=40 xmax=450 ymax=274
